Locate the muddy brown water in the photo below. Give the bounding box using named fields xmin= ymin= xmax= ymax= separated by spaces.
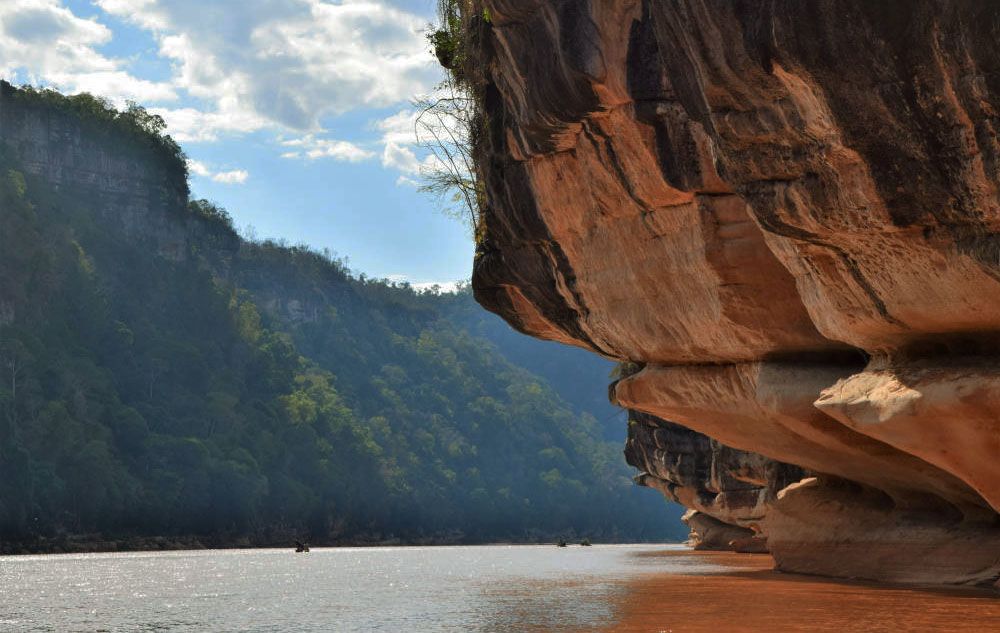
xmin=604 ymin=550 xmax=1000 ymax=632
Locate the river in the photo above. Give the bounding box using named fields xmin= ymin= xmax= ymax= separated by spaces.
xmin=1 ymin=545 xmax=997 ymax=631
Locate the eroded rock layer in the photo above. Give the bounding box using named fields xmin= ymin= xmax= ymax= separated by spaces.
xmin=471 ymin=0 xmax=1000 ymax=585
xmin=625 ymin=410 xmax=802 ymax=551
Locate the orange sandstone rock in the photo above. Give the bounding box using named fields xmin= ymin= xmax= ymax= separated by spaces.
xmin=472 ymin=0 xmax=1000 ymax=585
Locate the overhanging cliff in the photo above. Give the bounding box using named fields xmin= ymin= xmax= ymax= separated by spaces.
xmin=469 ymin=0 xmax=1000 ymax=585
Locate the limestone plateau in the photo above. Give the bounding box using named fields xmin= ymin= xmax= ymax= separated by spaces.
xmin=470 ymin=0 xmax=1000 ymax=586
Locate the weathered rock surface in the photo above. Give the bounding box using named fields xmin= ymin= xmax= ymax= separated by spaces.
xmin=625 ymin=410 xmax=802 ymax=550
xmin=471 ymin=0 xmax=1000 ymax=585
xmin=682 ymin=510 xmax=760 ymax=552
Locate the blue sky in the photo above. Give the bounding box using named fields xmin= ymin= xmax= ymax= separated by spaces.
xmin=0 ymin=0 xmax=473 ymax=287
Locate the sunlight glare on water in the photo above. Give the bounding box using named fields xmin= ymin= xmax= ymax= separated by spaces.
xmin=0 ymin=544 xmax=701 ymax=632
xmin=4 ymin=545 xmax=997 ymax=632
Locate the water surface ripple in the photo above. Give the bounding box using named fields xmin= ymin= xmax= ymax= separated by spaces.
xmin=1 ymin=545 xmax=996 ymax=632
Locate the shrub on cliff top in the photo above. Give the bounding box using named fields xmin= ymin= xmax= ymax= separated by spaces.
xmin=419 ymin=0 xmax=490 ymax=243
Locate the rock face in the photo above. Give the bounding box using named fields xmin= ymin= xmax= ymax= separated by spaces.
xmin=625 ymin=410 xmax=801 ymax=552
xmin=0 ymin=82 xmax=189 ymax=259
xmin=471 ymin=0 xmax=1000 ymax=585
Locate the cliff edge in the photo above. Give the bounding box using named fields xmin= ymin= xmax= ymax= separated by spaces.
xmin=468 ymin=0 xmax=1000 ymax=585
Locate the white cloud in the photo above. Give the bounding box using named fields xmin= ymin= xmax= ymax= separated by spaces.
xmin=187 ymin=159 xmax=210 ymax=177
xmin=91 ymin=0 xmax=167 ymax=30
xmin=374 ymin=104 xmax=458 ymax=185
xmin=381 ymin=140 xmax=421 ymax=174
xmin=61 ymin=70 xmax=176 ymax=103
xmin=0 ymin=0 xmax=175 ymax=104
xmin=149 ymin=106 xmax=265 ymax=143
xmin=413 ymin=280 xmax=462 ymax=294
xmin=1 ymin=1 xmax=446 ymax=184
xmin=279 ymin=135 xmax=374 ymax=162
xmin=383 ymin=275 xmax=463 ymax=293
xmin=376 ymin=108 xmax=420 ymax=146
xmin=187 ymin=159 xmax=248 ymax=184
xmin=211 ymin=169 xmax=249 ymax=184
xmin=377 ymin=110 xmax=429 ymax=183
xmin=95 ymin=0 xmax=440 ymax=132
xmin=381 ymin=138 xmax=447 ymax=184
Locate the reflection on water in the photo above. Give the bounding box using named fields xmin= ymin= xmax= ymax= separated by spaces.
xmin=0 ymin=545 xmax=996 ymax=632
xmin=605 ymin=550 xmax=1000 ymax=633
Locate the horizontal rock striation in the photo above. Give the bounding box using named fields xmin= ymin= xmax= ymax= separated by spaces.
xmin=471 ymin=0 xmax=1000 ymax=585
xmin=625 ymin=410 xmax=803 ymax=551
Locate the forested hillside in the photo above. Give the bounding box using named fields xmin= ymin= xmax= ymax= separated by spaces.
xmin=0 ymin=85 xmax=682 ymax=552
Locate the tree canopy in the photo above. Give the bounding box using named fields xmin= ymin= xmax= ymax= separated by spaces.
xmin=0 ymin=116 xmax=681 ymax=549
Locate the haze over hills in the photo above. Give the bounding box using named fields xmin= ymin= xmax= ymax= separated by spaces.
xmin=0 ymin=82 xmax=684 ymax=552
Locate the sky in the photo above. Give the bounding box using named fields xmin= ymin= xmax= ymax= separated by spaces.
xmin=0 ymin=0 xmax=473 ymax=288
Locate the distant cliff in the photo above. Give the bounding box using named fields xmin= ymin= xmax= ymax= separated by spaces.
xmin=0 ymin=82 xmax=683 ymax=552
xmin=468 ymin=0 xmax=1000 ymax=586
xmin=0 ymin=81 xmax=190 ymax=259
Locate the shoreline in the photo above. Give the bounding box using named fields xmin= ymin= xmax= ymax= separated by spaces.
xmin=6 ymin=540 xmax=998 ymax=631
xmin=0 ymin=535 xmax=681 ymax=557
xmin=603 ymin=550 xmax=1000 ymax=632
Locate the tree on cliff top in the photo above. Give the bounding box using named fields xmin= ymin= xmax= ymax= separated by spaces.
xmin=417 ymin=0 xmax=489 ymax=242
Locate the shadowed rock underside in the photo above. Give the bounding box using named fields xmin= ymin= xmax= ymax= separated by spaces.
xmin=625 ymin=410 xmax=803 ymax=552
xmin=471 ymin=0 xmax=1000 ymax=585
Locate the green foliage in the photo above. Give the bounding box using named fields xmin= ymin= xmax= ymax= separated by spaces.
xmin=429 ymin=0 xmax=465 ymax=73
xmin=430 ymin=29 xmax=459 ymax=71
xmin=417 ymin=0 xmax=490 ymax=242
xmin=188 ymin=199 xmax=236 ymax=232
xmin=4 ymin=169 xmax=26 ymax=199
xmin=0 ymin=139 xmax=681 ymax=547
